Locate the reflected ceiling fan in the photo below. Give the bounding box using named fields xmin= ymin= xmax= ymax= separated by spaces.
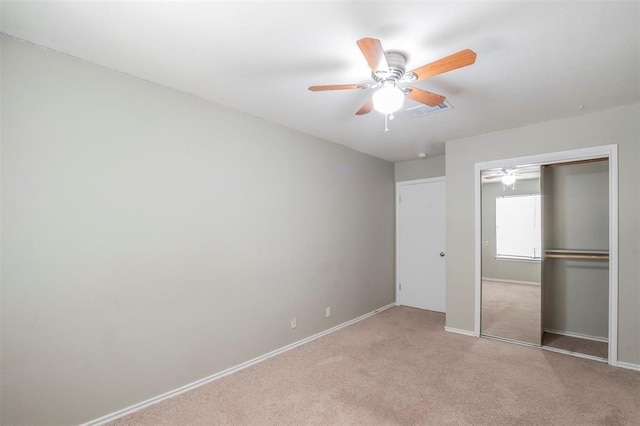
xmin=483 ymin=169 xmax=522 ymax=185
xmin=483 ymin=167 xmax=540 ymax=186
xmin=308 ymin=37 xmax=477 ymax=116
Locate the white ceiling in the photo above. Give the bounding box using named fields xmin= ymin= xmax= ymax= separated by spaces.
xmin=2 ymin=1 xmax=639 ymax=162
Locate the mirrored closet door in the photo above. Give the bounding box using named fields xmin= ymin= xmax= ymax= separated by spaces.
xmin=481 ymin=166 xmax=542 ymax=345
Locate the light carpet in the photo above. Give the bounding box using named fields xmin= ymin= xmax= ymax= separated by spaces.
xmin=481 ymin=280 xmax=541 ymax=345
xmin=111 ymin=306 xmax=640 ymax=425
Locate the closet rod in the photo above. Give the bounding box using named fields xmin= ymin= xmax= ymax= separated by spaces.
xmin=545 ymin=253 xmax=609 ymax=260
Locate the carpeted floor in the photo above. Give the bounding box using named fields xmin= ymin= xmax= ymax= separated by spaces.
xmin=111 ymin=306 xmax=640 ymax=425
xmin=481 ymin=280 xmax=609 ymax=359
xmin=481 ymin=280 xmax=541 ymax=345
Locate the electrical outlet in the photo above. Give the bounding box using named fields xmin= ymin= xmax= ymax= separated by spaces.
xmin=325 ymin=307 xmax=331 ymax=317
xmin=290 ymin=317 xmax=297 ymax=329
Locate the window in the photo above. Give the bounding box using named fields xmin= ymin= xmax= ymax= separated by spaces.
xmin=495 ymin=194 xmax=541 ymax=260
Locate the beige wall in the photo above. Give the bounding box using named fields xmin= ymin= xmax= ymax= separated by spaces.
xmin=0 ymin=37 xmax=395 ymax=425
xmin=394 ymin=155 xmax=445 ymax=181
xmin=445 ymin=104 xmax=640 ymax=365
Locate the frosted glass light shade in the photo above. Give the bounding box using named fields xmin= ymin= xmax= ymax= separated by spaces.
xmin=372 ymin=86 xmax=404 ymax=114
xmin=501 ymin=174 xmax=516 ymax=186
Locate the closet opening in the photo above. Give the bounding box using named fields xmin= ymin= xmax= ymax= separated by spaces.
xmin=540 ymin=157 xmax=609 ymax=360
xmin=474 ymin=146 xmax=618 ymax=366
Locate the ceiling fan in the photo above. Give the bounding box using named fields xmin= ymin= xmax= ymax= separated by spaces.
xmin=308 ymin=37 xmax=477 ymax=116
xmin=482 ymin=168 xmax=540 ymax=186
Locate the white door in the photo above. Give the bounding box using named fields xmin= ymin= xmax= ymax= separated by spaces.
xmin=397 ymin=178 xmax=446 ymax=312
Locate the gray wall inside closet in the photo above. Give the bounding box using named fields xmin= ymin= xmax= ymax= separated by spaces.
xmin=543 ymin=161 xmax=609 ymax=340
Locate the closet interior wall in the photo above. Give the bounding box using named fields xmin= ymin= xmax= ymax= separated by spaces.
xmin=542 ymin=160 xmax=610 ymax=348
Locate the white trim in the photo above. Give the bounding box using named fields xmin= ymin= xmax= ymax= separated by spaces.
xmin=482 ymin=277 xmax=540 ymax=286
xmin=395 ymin=182 xmax=401 ymax=305
xmin=608 ymin=145 xmax=618 ymax=366
xmin=474 ymin=146 xmax=613 ymax=172
xmin=474 ymin=145 xmax=619 ymax=365
xmin=494 ymin=256 xmax=542 ymax=263
xmin=444 ymin=326 xmax=477 ymax=337
xmin=81 ymin=303 xmax=396 ymax=426
xmin=617 ymin=361 xmax=640 ymax=372
xmin=541 ymin=345 xmax=607 ymax=363
xmin=474 ymin=161 xmax=483 ymax=337
xmin=544 ymin=328 xmax=608 ymax=343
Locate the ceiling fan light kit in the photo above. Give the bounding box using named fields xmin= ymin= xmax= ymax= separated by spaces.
xmin=308 ymin=37 xmax=477 ymax=129
xmin=372 ymin=83 xmax=405 ymax=114
xmin=482 ymin=166 xmax=546 ymax=190
xmin=501 ymin=173 xmax=517 ymax=187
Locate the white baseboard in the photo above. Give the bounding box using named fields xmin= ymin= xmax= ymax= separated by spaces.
xmin=482 ymin=277 xmax=540 ymax=286
xmin=444 ymin=326 xmax=477 ymax=337
xmin=617 ymin=361 xmax=640 ymax=372
xmin=81 ymin=302 xmax=396 ymax=426
xmin=544 ymin=328 xmax=608 ymax=343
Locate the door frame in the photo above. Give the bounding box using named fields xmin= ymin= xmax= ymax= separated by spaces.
xmin=396 ymin=176 xmax=446 ymax=308
xmin=474 ymin=145 xmax=618 ymax=365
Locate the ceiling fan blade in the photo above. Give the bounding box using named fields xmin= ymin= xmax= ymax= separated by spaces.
xmin=406 ymin=87 xmax=446 ymax=107
xmin=308 ymin=84 xmax=368 ymax=91
xmin=356 ymin=37 xmax=389 ymax=74
xmin=355 ymin=98 xmax=373 ymax=115
xmin=408 ymin=49 xmax=477 ymax=81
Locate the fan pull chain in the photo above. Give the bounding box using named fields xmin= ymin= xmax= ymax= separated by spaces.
xmin=384 ymin=113 xmax=396 ymax=132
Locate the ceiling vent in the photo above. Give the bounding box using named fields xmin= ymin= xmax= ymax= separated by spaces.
xmin=407 ymin=100 xmax=453 ymax=117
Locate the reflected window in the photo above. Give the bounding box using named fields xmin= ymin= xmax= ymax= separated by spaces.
xmin=496 ymin=194 xmax=541 ymax=260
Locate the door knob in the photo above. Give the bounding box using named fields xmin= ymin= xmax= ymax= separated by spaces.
xmin=440 ymin=252 xmax=445 ymax=257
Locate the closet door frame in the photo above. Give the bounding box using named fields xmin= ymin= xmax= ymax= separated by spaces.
xmin=473 ymin=144 xmax=618 ymax=366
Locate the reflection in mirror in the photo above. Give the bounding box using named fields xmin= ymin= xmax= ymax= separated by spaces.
xmin=481 ymin=165 xmax=542 ymax=345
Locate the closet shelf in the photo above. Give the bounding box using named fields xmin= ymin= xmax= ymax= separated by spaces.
xmin=545 ymin=249 xmax=609 ymax=260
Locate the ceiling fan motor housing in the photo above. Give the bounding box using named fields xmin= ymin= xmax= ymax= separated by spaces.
xmin=373 ymin=51 xmax=406 ymax=82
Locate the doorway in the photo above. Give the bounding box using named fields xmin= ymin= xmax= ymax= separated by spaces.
xmin=396 ymin=177 xmax=446 ymax=312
